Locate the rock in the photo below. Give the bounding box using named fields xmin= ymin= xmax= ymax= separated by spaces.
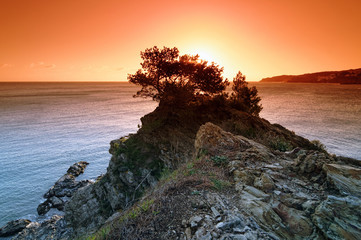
xmin=243 ymin=186 xmax=270 ymax=200
xmin=272 ymin=203 xmax=313 ymax=238
xmin=67 ymin=161 xmax=89 ymax=176
xmin=50 ymin=196 xmax=64 ymax=210
xmin=211 ymin=206 xmax=221 ymax=218
xmin=233 ymin=169 xmax=255 ymax=185
xmin=119 ymin=170 xmax=136 ymax=186
xmin=185 ymin=227 xmax=192 ymax=239
xmin=193 ymin=227 xmax=212 ymax=240
xmin=195 ymin=122 xmax=251 ymax=157
xmin=216 ymin=216 xmax=243 ymax=231
xmin=323 ymin=163 xmax=361 ymax=197
xmin=0 ymin=219 xmax=31 ymax=237
xmin=37 ymin=200 xmax=51 ymax=215
xmin=38 ymin=161 xmax=91 ymax=215
xmin=313 ymin=195 xmax=361 ymax=240
xmin=13 ymin=215 xmax=72 ymax=240
xmin=285 ymin=147 xmax=303 ymax=158
xmin=254 ymin=173 xmax=275 ymax=192
xmin=189 ymin=215 xmax=203 ymax=228
xmin=294 ymin=151 xmax=332 ymax=175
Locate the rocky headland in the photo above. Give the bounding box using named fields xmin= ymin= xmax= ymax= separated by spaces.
xmin=2 ymin=101 xmax=361 ymax=239
xmin=260 ymin=68 xmax=361 ymax=84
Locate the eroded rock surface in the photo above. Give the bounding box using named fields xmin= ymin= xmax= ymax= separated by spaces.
xmin=188 ymin=123 xmax=361 ymax=240
xmin=37 ymin=161 xmax=91 ymax=215
xmin=0 ymin=219 xmax=31 ymax=237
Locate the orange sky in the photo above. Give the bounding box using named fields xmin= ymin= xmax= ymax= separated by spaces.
xmin=1 ymin=0 xmax=360 ymax=82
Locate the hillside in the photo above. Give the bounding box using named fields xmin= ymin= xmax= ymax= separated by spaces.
xmin=261 ymin=68 xmax=361 ymax=84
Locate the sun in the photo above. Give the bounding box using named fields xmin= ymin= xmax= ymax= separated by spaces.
xmin=181 ymin=42 xmax=238 ymax=80
xmin=184 ymin=45 xmax=220 ymax=65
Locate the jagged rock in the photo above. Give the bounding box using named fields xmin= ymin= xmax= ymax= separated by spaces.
xmin=323 ymin=163 xmax=361 ymax=197
xmin=0 ymin=219 xmax=31 ymax=237
xmin=312 ymin=195 xmax=361 ymax=239
xmin=37 ymin=200 xmax=51 ymax=215
xmin=13 ymin=215 xmax=72 ymax=240
xmin=67 ymin=161 xmax=89 ymax=176
xmin=38 ymin=161 xmax=91 ymax=215
xmin=65 ymin=155 xmax=158 ymax=236
xmin=294 ymin=151 xmax=332 ymax=175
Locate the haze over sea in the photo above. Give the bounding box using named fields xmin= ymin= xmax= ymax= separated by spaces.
xmin=0 ymin=82 xmax=360 ymax=228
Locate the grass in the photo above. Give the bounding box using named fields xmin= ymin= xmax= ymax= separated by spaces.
xmin=82 ymin=199 xmax=155 ymax=240
xmin=268 ymin=136 xmax=292 ymax=152
xmin=311 ymin=139 xmax=327 ymax=152
xmin=210 ymin=155 xmax=229 ymax=166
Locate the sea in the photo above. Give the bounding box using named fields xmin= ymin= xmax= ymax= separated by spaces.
xmin=0 ymin=82 xmax=360 ymax=229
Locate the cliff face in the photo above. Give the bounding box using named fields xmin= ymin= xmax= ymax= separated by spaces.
xmin=10 ymin=102 xmax=361 ymax=239
xmin=261 ymin=68 xmax=361 ymax=84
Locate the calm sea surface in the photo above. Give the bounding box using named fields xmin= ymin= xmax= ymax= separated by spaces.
xmin=0 ymin=82 xmax=360 ymax=228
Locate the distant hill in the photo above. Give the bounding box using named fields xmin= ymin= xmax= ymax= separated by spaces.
xmin=261 ymin=68 xmax=361 ymax=84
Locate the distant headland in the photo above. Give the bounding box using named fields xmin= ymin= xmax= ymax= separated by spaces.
xmin=261 ymin=68 xmax=361 ymax=84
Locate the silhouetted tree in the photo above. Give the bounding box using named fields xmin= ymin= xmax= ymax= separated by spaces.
xmin=128 ymin=46 xmax=229 ymax=105
xmin=230 ymin=71 xmax=262 ymax=116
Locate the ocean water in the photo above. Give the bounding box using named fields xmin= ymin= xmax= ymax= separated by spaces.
xmin=0 ymin=82 xmax=360 ymax=228
xmin=252 ymin=83 xmax=361 ymax=159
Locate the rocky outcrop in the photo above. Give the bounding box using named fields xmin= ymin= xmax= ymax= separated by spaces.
xmin=13 ymin=215 xmax=72 ymax=240
xmin=64 ymin=140 xmax=159 ymax=236
xmin=37 ymin=161 xmax=91 ymax=215
xmin=323 ymin=163 xmax=361 ymax=197
xmin=313 ymin=195 xmax=361 ymax=240
xmin=0 ymin=162 xmax=90 ymax=239
xmin=0 ymin=219 xmax=31 ymax=237
xmin=101 ymin=122 xmax=361 ymax=240
xmin=195 ymin=123 xmax=361 ymax=240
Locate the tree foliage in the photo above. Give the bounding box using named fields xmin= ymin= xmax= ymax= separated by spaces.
xmin=128 ymin=46 xmax=229 ymax=105
xmin=229 ymin=72 xmax=263 ymax=116
xmin=128 ymin=46 xmax=262 ymax=116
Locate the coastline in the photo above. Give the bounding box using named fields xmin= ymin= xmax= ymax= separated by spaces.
xmin=2 ymin=102 xmax=361 ymax=239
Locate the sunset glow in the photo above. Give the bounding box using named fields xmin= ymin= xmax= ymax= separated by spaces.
xmin=1 ymin=0 xmax=360 ymax=82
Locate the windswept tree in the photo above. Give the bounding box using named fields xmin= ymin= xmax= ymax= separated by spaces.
xmin=230 ymin=71 xmax=262 ymax=116
xmin=128 ymin=46 xmax=229 ymax=105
